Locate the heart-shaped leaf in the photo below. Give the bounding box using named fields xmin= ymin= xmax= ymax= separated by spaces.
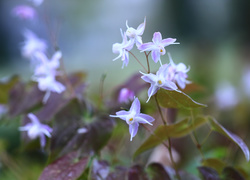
xmin=208 ymin=117 xmax=250 ymax=162
xmin=157 ymin=89 xmax=207 ymax=109
xmin=39 ymin=151 xmax=88 ymax=180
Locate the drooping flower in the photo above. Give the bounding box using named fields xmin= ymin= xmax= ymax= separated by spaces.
xmin=167 ymin=53 xmax=191 ymax=89
xmin=138 ymin=32 xmax=179 ymax=65
xmin=21 ymin=29 xmax=47 ymax=59
xmin=140 ymin=64 xmax=178 ymax=102
xmin=110 ymin=97 xmax=154 ymax=141
xmin=118 ymin=88 xmax=135 ymax=104
xmin=112 ymin=29 xmax=134 ymax=68
xmin=19 ymin=113 xmax=52 ymax=148
xmin=11 ymin=5 xmax=36 ymax=20
xmin=125 ymin=17 xmax=146 ymax=47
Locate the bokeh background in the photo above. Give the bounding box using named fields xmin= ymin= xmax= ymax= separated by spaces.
xmin=1 ymin=0 xmax=250 ymax=179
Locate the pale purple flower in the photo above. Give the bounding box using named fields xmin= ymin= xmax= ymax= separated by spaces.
xmin=0 ymin=104 xmax=8 ymax=118
xmin=215 ymin=82 xmax=239 ymax=110
xmin=28 ymin=0 xmax=43 ymax=6
xmin=139 ymin=32 xmax=179 ymax=65
xmin=19 ymin=113 xmax=52 ymax=148
xmin=140 ymin=64 xmax=178 ymax=102
xmin=32 ymin=51 xmax=65 ymax=103
xmin=33 ymin=51 xmax=61 ymax=76
xmin=125 ymin=17 xmax=146 ymax=47
xmin=167 ymin=53 xmax=191 ymax=89
xmin=11 ymin=5 xmax=36 ymax=20
xmin=92 ymin=159 xmax=110 ymax=180
xmin=112 ymin=29 xmax=134 ymax=68
xmin=21 ymin=29 xmax=47 ymax=59
xmin=118 ymin=88 xmax=135 ymax=104
xmin=110 ymin=97 xmax=154 ymax=141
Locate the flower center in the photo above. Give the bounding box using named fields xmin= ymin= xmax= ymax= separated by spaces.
xmin=157 ymin=80 xmax=163 ymax=85
xmin=129 ymin=117 xmax=133 ymax=122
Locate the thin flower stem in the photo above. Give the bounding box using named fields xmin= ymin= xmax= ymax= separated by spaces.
xmin=200 ymin=128 xmax=212 ymax=146
xmin=144 ymin=51 xmax=151 ymax=73
xmin=98 ymin=73 xmax=107 ymax=108
xmin=190 ymin=110 xmax=205 ymax=159
xmin=153 ymin=94 xmax=181 ymax=179
xmin=154 ymin=94 xmax=167 ymax=125
xmin=129 ymin=51 xmax=147 ymax=72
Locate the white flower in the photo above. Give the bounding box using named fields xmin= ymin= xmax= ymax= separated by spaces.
xmin=19 ymin=113 xmax=52 ymax=148
xmin=125 ymin=17 xmax=146 ymax=47
xmin=140 ymin=64 xmax=178 ymax=103
xmin=21 ymin=29 xmax=47 ymax=59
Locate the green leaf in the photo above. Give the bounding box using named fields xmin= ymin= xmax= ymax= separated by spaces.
xmin=133 ymin=116 xmax=208 ymax=158
xmin=208 ymin=117 xmax=250 ymax=162
xmin=202 ymin=158 xmax=226 ymax=174
xmin=0 ymin=75 xmax=20 ymax=104
xmin=146 ymin=163 xmax=171 ymax=180
xmin=39 ymin=151 xmax=88 ymax=180
xmin=157 ymin=89 xmax=207 ymax=109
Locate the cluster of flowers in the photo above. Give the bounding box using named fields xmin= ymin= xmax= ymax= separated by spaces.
xmin=11 ymin=0 xmax=65 ymax=148
xmin=111 ymin=18 xmax=190 ymax=141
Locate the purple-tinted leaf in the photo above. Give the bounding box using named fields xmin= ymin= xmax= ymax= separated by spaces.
xmin=202 ymin=158 xmax=226 ymax=174
xmin=157 ymin=89 xmax=207 ymax=109
xmin=0 ymin=75 xmax=20 ymax=104
xmin=221 ymin=167 xmax=245 ymax=180
xmin=134 ymin=116 xmax=208 ymax=158
xmin=107 ymin=166 xmax=128 ymax=180
xmin=198 ymin=166 xmax=220 ymax=180
xmin=49 ymin=98 xmax=115 ymax=162
xmin=128 ymin=165 xmax=148 ymax=180
xmin=39 ymin=151 xmax=88 ymax=180
xmin=146 ymin=163 xmax=171 ymax=180
xmin=208 ymin=117 xmax=250 ymax=162
xmin=91 ymin=159 xmax=110 ymax=180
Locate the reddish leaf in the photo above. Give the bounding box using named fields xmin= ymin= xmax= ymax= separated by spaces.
xmin=198 ymin=166 xmax=220 ymax=180
xmin=39 ymin=151 xmax=88 ymax=180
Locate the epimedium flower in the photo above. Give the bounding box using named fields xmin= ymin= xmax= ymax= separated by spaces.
xmin=21 ymin=29 xmax=47 ymax=59
xmin=19 ymin=113 xmax=52 ymax=148
xmin=118 ymin=88 xmax=135 ymax=104
xmin=32 ymin=51 xmax=65 ymax=103
xmin=138 ymin=32 xmax=179 ymax=65
xmin=112 ymin=29 xmax=134 ymax=68
xmin=110 ymin=97 xmax=154 ymax=141
xmin=140 ymin=64 xmax=178 ymax=103
xmin=125 ymin=17 xmax=146 ymax=47
xmin=11 ymin=5 xmax=36 ymax=20
xmin=167 ymin=53 xmax=191 ymax=89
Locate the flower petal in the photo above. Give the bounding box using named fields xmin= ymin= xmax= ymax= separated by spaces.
xmin=138 ymin=42 xmax=154 ymax=51
xmin=147 ymin=84 xmax=159 ymax=103
xmin=130 ymin=97 xmax=141 ymax=114
xmin=129 ymin=122 xmax=139 ymax=141
xmin=110 ymin=110 xmax=130 ymax=121
xmin=136 ymin=114 xmax=154 ymax=124
xmin=162 ymin=38 xmax=178 ymax=46
xmin=151 ymin=50 xmax=160 ymax=63
xmin=28 ymin=113 xmax=40 ymax=124
xmin=152 ymin=32 xmax=162 ymax=44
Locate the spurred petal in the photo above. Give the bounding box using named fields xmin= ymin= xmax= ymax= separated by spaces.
xmin=28 ymin=113 xmax=40 ymax=124
xmin=138 ymin=42 xmax=154 ymax=51
xmin=161 ymin=38 xmax=178 ymax=46
xmin=39 ymin=134 xmax=46 ymax=148
xmin=151 ymin=50 xmax=160 ymax=63
xmin=140 ymin=72 xmax=158 ymax=84
xmin=162 ymin=81 xmax=178 ymax=91
xmin=136 ymin=17 xmax=146 ymax=35
xmin=129 ymin=122 xmax=139 ymax=141
xmin=136 ymin=114 xmax=154 ymax=125
xmin=152 ymin=32 xmax=162 ymax=44
xmin=110 ymin=110 xmax=130 ymax=120
xmin=130 ymin=97 xmax=141 ymax=115
xmin=147 ymin=85 xmax=159 ymax=103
